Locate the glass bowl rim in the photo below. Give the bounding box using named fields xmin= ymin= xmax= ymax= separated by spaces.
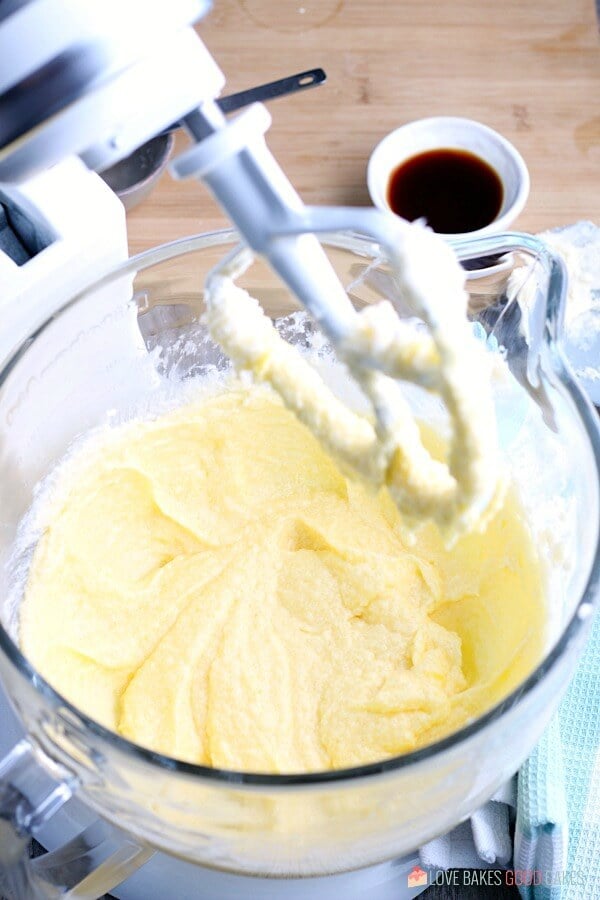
xmin=1 ymin=227 xmax=599 ymax=789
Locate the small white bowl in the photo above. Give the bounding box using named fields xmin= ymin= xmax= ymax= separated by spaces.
xmin=367 ymin=117 xmax=530 ymax=240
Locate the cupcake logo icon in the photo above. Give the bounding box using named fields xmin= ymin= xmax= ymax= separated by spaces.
xmin=407 ymin=865 xmax=428 ymax=888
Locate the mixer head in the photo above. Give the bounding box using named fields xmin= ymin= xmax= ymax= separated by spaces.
xmin=0 ymin=0 xmax=219 ymax=180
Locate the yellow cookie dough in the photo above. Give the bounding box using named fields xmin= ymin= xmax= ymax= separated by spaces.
xmin=20 ymin=386 xmax=545 ymax=773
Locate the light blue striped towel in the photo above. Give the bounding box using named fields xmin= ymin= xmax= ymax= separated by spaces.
xmin=420 ymin=606 xmax=600 ymax=898
xmin=515 ymin=604 xmax=600 ymax=900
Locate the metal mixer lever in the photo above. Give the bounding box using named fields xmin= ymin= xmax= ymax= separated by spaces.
xmin=159 ymin=68 xmax=327 ymax=135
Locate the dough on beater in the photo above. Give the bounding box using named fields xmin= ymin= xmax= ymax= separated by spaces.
xmin=203 ymin=225 xmax=502 ymax=542
xmin=20 ymin=386 xmax=545 ymax=773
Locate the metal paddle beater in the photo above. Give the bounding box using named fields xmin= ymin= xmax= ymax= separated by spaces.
xmin=172 ymin=99 xmax=501 ymax=539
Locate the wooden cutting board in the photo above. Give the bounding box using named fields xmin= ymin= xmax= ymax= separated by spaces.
xmin=126 ymin=0 xmax=600 ymax=255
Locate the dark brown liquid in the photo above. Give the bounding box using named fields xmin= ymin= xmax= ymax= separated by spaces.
xmin=387 ymin=149 xmax=503 ymax=234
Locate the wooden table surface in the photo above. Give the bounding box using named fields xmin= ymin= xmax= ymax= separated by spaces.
xmin=126 ymin=0 xmax=600 ymax=256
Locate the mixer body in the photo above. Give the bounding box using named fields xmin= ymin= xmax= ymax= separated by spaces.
xmin=0 ymin=0 xmax=381 ymax=339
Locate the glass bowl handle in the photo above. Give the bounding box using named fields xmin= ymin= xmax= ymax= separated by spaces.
xmin=0 ymin=739 xmax=153 ymax=899
xmin=295 ymin=213 xmax=568 ymax=383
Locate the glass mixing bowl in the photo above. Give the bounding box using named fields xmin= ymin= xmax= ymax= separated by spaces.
xmin=0 ymin=230 xmax=598 ymax=898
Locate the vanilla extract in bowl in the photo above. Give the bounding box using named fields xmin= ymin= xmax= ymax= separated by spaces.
xmin=387 ymin=148 xmax=504 ymax=235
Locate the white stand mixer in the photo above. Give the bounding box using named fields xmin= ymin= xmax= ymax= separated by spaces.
xmin=0 ymin=0 xmax=368 ymax=340
xmin=0 ymin=0 xmax=501 ymax=537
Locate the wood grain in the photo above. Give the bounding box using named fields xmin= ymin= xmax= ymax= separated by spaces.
xmin=126 ymin=0 xmax=600 ymax=256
